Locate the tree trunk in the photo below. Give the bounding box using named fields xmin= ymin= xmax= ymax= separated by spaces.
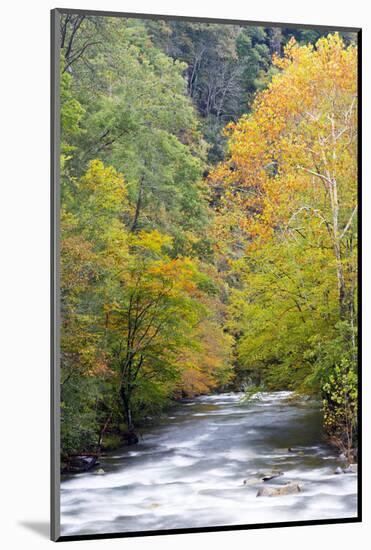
xmin=120 ymin=386 xmax=134 ymax=432
xmin=269 ymin=27 xmax=282 ymax=56
xmin=131 ymin=176 xmax=144 ymax=233
xmin=329 ymin=177 xmax=348 ymax=320
xmin=97 ymin=412 xmax=112 ymax=453
xmin=333 ymin=239 xmax=347 ymax=320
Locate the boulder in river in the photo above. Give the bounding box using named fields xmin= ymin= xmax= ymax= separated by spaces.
xmin=66 ymin=455 xmax=99 ymax=473
xmin=343 ymin=463 xmax=357 ymax=474
xmin=334 ymin=464 xmax=357 ymax=475
xmin=262 ymin=471 xmax=284 ymax=482
xmin=122 ymin=431 xmax=139 ymax=445
xmin=243 ymin=477 xmax=261 ymax=486
xmin=244 ymin=471 xmax=284 ymax=485
xmin=94 ymin=468 xmax=105 ymax=475
xmin=257 ymin=482 xmax=301 ymax=497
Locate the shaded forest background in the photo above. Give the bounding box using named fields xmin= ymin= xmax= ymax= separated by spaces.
xmin=59 ymin=14 xmax=358 ymax=464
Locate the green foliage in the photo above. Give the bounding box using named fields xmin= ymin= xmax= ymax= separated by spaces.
xmin=302 ymin=322 xmax=358 ymax=457
xmin=60 ymin=69 xmax=85 ymax=158
xmin=61 ymin=16 xmax=209 ymax=255
xmin=236 ymin=27 xmax=271 ymax=98
xmin=322 ymin=361 xmax=357 ymax=430
xmin=60 ymin=373 xmax=105 ymax=457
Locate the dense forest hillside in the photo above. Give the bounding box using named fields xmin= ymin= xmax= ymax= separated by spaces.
xmin=59 ymin=14 xmax=358 ymax=466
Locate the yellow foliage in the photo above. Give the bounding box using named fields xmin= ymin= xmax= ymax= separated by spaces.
xmin=210 ymin=33 xmax=357 ymax=249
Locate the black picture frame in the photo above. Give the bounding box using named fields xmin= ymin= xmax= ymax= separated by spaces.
xmin=51 ymin=8 xmax=362 ymax=542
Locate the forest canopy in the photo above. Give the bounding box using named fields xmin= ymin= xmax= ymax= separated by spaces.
xmin=59 ymin=14 xmax=358 ymax=464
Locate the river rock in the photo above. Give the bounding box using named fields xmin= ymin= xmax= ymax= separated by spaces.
xmin=262 ymin=471 xmax=284 ymax=482
xmin=343 ymin=463 xmax=357 ymax=474
xmin=67 ymin=455 xmax=99 ymax=473
xmin=122 ymin=431 xmax=139 ymax=445
xmin=94 ymin=468 xmax=105 ymax=475
xmin=334 ymin=467 xmax=344 ymax=475
xmin=243 ymin=477 xmax=261 ymax=486
xmin=257 ymin=482 xmax=301 ymax=497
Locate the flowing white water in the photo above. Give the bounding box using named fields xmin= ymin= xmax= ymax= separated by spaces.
xmin=60 ymin=391 xmax=357 ymax=536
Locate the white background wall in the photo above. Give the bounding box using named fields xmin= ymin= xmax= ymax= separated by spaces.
xmin=0 ymin=0 xmax=369 ymax=548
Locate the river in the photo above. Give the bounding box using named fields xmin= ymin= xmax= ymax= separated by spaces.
xmin=60 ymin=391 xmax=357 ymax=536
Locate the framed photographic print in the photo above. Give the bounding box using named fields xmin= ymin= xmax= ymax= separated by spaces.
xmin=51 ymin=7 xmax=361 ymax=542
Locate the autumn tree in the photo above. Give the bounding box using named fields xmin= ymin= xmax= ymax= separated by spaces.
xmin=211 ymin=34 xmax=358 ymax=453
xmin=104 ymin=231 xmax=216 ymax=431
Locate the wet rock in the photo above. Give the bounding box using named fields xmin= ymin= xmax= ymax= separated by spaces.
xmin=343 ymin=463 xmax=357 ymax=474
xmin=243 ymin=477 xmax=261 ymax=486
xmin=257 ymin=482 xmax=301 ymax=497
xmin=66 ymin=455 xmax=99 ymax=473
xmin=94 ymin=468 xmax=105 ymax=475
xmin=262 ymin=471 xmax=284 ymax=482
xmin=334 ymin=467 xmax=343 ymax=475
xmin=122 ymin=431 xmax=139 ymax=445
xmin=244 ymin=471 xmax=285 ymax=485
